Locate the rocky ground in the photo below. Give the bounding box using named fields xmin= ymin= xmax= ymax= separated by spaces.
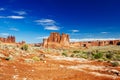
xmin=0 ymin=44 xmax=120 ymax=80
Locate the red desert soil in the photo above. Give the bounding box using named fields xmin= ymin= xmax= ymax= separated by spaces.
xmin=0 ymin=54 xmax=120 ymax=80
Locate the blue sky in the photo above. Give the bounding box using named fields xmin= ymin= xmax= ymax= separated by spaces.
xmin=0 ymin=0 xmax=120 ymax=43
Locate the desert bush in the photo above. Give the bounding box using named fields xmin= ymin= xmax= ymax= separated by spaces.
xmin=62 ymin=52 xmax=68 ymax=57
xmin=5 ymin=55 xmax=14 ymax=61
xmin=73 ymin=50 xmax=80 ymax=53
xmin=94 ymin=52 xmax=103 ymax=59
xmin=106 ymin=53 xmax=113 ymax=59
xmin=5 ymin=57 xmax=11 ymax=61
xmin=115 ymin=55 xmax=120 ymax=61
xmin=70 ymin=54 xmax=74 ymax=57
xmin=111 ymin=62 xmax=119 ymax=67
xmin=32 ymin=56 xmax=40 ymax=61
xmin=21 ymin=44 xmax=28 ymax=51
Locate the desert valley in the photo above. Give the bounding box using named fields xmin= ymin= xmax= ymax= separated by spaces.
xmin=0 ymin=0 xmax=120 ymax=80
xmin=0 ymin=32 xmax=120 ymax=80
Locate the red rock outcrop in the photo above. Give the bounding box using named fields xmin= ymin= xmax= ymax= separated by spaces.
xmin=60 ymin=33 xmax=70 ymax=47
xmin=47 ymin=32 xmax=61 ymax=43
xmin=70 ymin=40 xmax=120 ymax=48
xmin=43 ymin=32 xmax=70 ymax=49
xmin=42 ymin=32 xmax=120 ymax=49
xmin=0 ymin=36 xmax=15 ymax=43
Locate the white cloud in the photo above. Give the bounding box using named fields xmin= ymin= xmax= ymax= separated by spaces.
xmin=35 ymin=19 xmax=60 ymax=30
xmin=9 ymin=28 xmax=19 ymax=31
xmin=45 ymin=26 xmax=60 ymax=30
xmin=7 ymin=16 xmax=24 ymax=19
xmin=35 ymin=19 xmax=55 ymax=25
xmin=101 ymin=32 xmax=109 ymax=34
xmin=0 ymin=33 xmax=9 ymax=36
xmin=70 ymin=38 xmax=118 ymax=42
xmin=35 ymin=19 xmax=55 ymax=23
xmin=36 ymin=36 xmax=48 ymax=39
xmin=71 ymin=30 xmax=79 ymax=33
xmin=0 ymin=16 xmax=24 ymax=19
xmin=0 ymin=8 xmax=5 ymax=11
xmin=13 ymin=11 xmax=27 ymax=15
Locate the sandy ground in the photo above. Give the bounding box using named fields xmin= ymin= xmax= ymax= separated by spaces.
xmin=0 ymin=53 xmax=120 ymax=80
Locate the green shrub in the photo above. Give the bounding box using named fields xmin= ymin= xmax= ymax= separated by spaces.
xmin=21 ymin=44 xmax=28 ymax=51
xmin=111 ymin=62 xmax=119 ymax=67
xmin=32 ymin=56 xmax=40 ymax=61
xmin=62 ymin=52 xmax=68 ymax=57
xmin=106 ymin=53 xmax=113 ymax=59
xmin=94 ymin=52 xmax=103 ymax=59
xmin=115 ymin=55 xmax=120 ymax=61
xmin=73 ymin=50 xmax=80 ymax=53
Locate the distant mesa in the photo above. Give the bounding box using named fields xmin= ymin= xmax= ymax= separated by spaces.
xmin=0 ymin=36 xmax=26 ymax=45
xmin=41 ymin=32 xmax=120 ymax=49
xmin=0 ymin=36 xmax=15 ymax=43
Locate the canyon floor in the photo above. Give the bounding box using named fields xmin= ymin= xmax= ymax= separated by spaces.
xmin=0 ymin=44 xmax=120 ymax=80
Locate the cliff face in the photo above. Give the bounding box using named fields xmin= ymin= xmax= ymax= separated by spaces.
xmin=43 ymin=32 xmax=70 ymax=48
xmin=0 ymin=36 xmax=15 ymax=43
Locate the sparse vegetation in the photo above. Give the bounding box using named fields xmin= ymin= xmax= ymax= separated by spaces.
xmin=111 ymin=62 xmax=119 ymax=67
xmin=62 ymin=52 xmax=68 ymax=57
xmin=106 ymin=53 xmax=113 ymax=59
xmin=32 ymin=56 xmax=40 ymax=61
xmin=21 ymin=44 xmax=28 ymax=51
xmin=93 ymin=52 xmax=103 ymax=59
xmin=5 ymin=57 xmax=11 ymax=61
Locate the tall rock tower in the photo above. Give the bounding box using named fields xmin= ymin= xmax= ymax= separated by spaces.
xmin=60 ymin=33 xmax=70 ymax=47
xmin=43 ymin=32 xmax=70 ymax=48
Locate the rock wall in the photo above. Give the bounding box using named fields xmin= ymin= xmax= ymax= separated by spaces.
xmin=0 ymin=36 xmax=15 ymax=43
xmin=42 ymin=32 xmax=120 ymax=49
xmin=70 ymin=40 xmax=120 ymax=48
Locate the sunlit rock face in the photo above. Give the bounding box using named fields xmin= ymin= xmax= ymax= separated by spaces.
xmin=43 ymin=32 xmax=70 ymax=49
xmin=47 ymin=32 xmax=61 ymax=43
xmin=60 ymin=33 xmax=70 ymax=47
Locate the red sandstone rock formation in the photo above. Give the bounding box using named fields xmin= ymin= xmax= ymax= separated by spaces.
xmin=42 ymin=32 xmax=120 ymax=49
xmin=47 ymin=32 xmax=61 ymax=43
xmin=60 ymin=33 xmax=70 ymax=47
xmin=43 ymin=32 xmax=70 ymax=48
xmin=0 ymin=36 xmax=15 ymax=43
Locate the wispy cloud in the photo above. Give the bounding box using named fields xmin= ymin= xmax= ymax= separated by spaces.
xmin=7 ymin=16 xmax=24 ymax=19
xmin=0 ymin=8 xmax=5 ymax=11
xmin=35 ymin=19 xmax=55 ymax=24
xmin=13 ymin=11 xmax=27 ymax=15
xmin=9 ymin=28 xmax=19 ymax=31
xmin=36 ymin=36 xmax=48 ymax=39
xmin=71 ymin=30 xmax=79 ymax=33
xmin=34 ymin=19 xmax=60 ymax=30
xmin=44 ymin=26 xmax=60 ymax=30
xmin=0 ymin=33 xmax=9 ymax=36
xmin=0 ymin=15 xmax=24 ymax=19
